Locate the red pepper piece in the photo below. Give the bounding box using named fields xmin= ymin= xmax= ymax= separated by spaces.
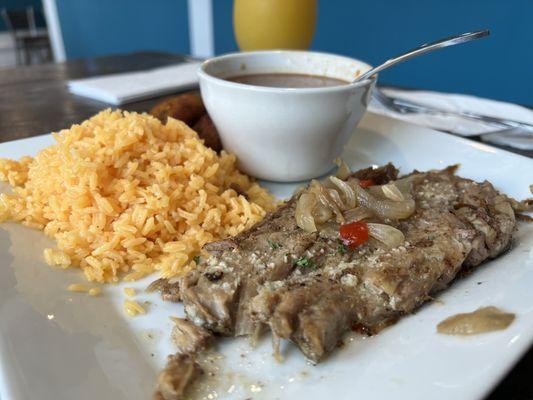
xmin=339 ymin=220 xmax=369 ymax=249
xmin=359 ymin=179 xmax=374 ymax=188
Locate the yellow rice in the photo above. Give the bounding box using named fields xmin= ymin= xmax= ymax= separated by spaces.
xmin=43 ymin=247 xmax=71 ymax=268
xmin=0 ymin=109 xmax=276 ymax=283
xmin=67 ymin=283 xmax=91 ymax=292
xmin=124 ymin=300 xmax=146 ymax=317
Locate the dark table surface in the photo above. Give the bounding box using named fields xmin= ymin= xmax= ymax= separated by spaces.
xmin=0 ymin=51 xmax=531 ymax=399
xmin=0 ymin=52 xmax=196 ymax=142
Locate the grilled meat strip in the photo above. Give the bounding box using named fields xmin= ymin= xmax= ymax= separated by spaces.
xmin=154 ymin=354 xmax=202 ymax=400
xmin=171 ymin=318 xmax=213 ymax=354
xmin=148 ymin=278 xmax=182 ymax=302
xmin=165 ymin=165 xmax=523 ymax=363
xmin=153 ymin=319 xmax=214 ymax=400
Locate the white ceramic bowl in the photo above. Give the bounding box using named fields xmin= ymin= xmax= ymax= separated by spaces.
xmin=198 ymin=50 xmax=375 ymax=182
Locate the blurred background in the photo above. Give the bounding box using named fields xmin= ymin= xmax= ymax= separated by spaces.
xmin=0 ymin=0 xmax=531 ymax=104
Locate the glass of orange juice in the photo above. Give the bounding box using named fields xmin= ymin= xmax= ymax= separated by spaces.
xmin=233 ymin=0 xmax=317 ymax=51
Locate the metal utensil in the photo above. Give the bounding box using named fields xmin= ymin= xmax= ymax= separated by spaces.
xmin=354 ymin=30 xmax=490 ymax=83
xmin=481 ymin=127 xmax=533 ymax=151
xmin=373 ymin=86 xmax=533 ymax=132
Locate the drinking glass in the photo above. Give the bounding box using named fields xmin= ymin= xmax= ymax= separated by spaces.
xmin=233 ymin=0 xmax=317 ymax=51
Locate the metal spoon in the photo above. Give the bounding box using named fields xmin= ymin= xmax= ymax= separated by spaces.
xmin=354 ymin=30 xmax=490 ymax=82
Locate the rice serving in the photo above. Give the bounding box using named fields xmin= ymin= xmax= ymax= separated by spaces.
xmin=0 ymin=109 xmax=276 ymax=283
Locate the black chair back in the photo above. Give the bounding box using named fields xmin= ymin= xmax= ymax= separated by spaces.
xmin=1 ymin=7 xmax=37 ymax=34
xmin=1 ymin=7 xmax=51 ymax=65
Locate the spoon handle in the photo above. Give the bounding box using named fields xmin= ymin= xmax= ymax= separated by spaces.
xmin=355 ymin=30 xmax=490 ymax=82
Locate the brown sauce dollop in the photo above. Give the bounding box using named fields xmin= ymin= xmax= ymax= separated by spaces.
xmin=228 ymin=73 xmax=348 ymax=88
xmin=437 ymin=306 xmax=515 ymax=336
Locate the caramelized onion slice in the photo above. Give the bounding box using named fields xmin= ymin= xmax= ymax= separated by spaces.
xmin=381 ymin=182 xmax=404 ymax=202
xmin=295 ymin=193 xmax=318 ymax=232
xmin=334 ymin=158 xmax=352 ymax=180
xmin=310 ymin=180 xmax=344 ymax=223
xmin=394 ymin=174 xmax=425 ymax=194
xmin=367 ymin=223 xmax=405 ymax=248
xmin=313 ymin=202 xmax=333 ymax=224
xmin=327 ymin=188 xmax=345 ymax=210
xmin=351 ymin=180 xmax=416 ymax=220
xmin=329 ymin=176 xmax=357 ymax=209
xmin=317 ymin=221 xmax=341 ymax=238
xmin=343 ymin=207 xmax=373 ymax=224
xmin=318 ymin=191 xmax=344 ymax=223
xmin=368 ymin=178 xmax=418 ymax=201
xmin=367 ymin=185 xmax=385 ymax=199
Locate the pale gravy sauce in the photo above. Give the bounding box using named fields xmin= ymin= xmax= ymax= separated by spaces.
xmin=437 ymin=306 xmax=515 ymax=336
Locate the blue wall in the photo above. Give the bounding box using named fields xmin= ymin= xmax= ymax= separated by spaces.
xmin=213 ymin=0 xmax=237 ymax=56
xmin=213 ymin=0 xmax=533 ymax=105
xmin=53 ymin=0 xmax=532 ymax=104
xmin=56 ymin=0 xmax=189 ymax=59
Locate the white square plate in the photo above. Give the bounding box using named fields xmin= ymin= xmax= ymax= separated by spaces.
xmin=1 ymin=113 xmax=532 ymax=400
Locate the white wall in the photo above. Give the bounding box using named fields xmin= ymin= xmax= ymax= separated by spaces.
xmin=42 ymin=0 xmax=66 ymax=62
xmin=187 ymin=0 xmax=214 ymax=58
xmin=0 ymin=33 xmax=16 ymax=68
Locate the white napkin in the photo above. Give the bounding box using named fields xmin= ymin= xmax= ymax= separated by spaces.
xmin=68 ymin=62 xmax=202 ymax=105
xmin=369 ymin=88 xmax=533 ymax=150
